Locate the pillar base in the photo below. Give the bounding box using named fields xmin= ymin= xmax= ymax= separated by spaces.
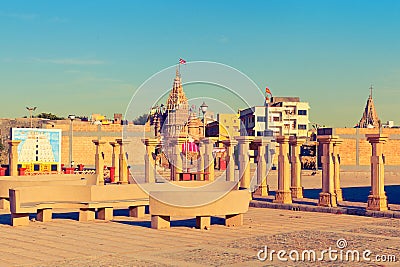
xmin=367 ymin=195 xmax=388 ymax=211
xmin=98 ymin=207 xmax=113 ymax=221
xmin=290 ymin=187 xmax=303 ymax=199
xmin=37 ymin=208 xmax=52 ymax=222
xmin=79 ymin=208 xmax=96 ymax=221
xmin=318 ymin=192 xmax=337 ymax=207
xmin=273 ymin=190 xmax=292 ymax=204
xmin=0 ymin=198 xmax=10 ymax=210
xmin=253 ymin=185 xmax=269 ymax=197
xmin=129 ymin=206 xmax=145 ymax=218
xmin=334 ymin=189 xmax=343 ymax=202
xmin=225 ymin=214 xmax=243 ymax=227
xmin=11 ymin=213 xmax=30 ymax=226
xmin=151 ymin=215 xmax=170 ymax=229
xmin=196 ymin=216 xmax=211 ymax=230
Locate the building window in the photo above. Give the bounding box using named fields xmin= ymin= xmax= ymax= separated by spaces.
xmin=273 ymin=117 xmax=280 ymax=122
xmin=256 ymin=131 xmax=263 ymax=136
xmin=298 ymin=124 xmax=307 ymax=130
xmin=257 ymin=116 xmax=266 ymax=122
xmin=298 ymin=110 xmax=307 ymax=116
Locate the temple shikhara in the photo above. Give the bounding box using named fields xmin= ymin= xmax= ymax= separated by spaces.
xmin=148 ymin=68 xmax=203 ymax=140
xmin=147 ymin=68 xmax=206 ymax=171
xmin=358 ymin=86 xmax=381 ymax=128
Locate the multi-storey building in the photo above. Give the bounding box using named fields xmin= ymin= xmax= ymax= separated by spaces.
xmin=206 ymin=113 xmax=240 ymax=142
xmin=239 ymin=97 xmax=310 ymax=137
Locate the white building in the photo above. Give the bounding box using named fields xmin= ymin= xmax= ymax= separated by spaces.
xmin=239 ymin=97 xmax=310 ymax=137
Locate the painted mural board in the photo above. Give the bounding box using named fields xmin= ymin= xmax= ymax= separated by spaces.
xmin=11 ymin=128 xmax=62 ymax=167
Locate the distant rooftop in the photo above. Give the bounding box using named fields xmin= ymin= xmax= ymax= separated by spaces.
xmin=270 ymin=96 xmax=300 ymax=103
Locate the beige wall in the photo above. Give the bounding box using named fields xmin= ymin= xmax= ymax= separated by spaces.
xmin=330 ymin=128 xmax=400 ymax=171
xmin=43 ymin=122 xmax=146 ymax=167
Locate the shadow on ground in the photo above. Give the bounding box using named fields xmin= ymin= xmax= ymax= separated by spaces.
xmin=303 ymin=185 xmax=400 ymax=204
xmin=114 ymin=216 xmax=226 ymax=229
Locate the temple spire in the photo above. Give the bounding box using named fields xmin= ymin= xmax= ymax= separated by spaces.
xmin=358 ymin=86 xmax=380 ymax=128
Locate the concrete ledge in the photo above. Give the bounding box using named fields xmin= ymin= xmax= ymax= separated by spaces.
xmin=250 ymin=200 xmax=400 ymax=219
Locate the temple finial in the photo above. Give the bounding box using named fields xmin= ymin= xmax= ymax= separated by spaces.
xmin=369 ymin=84 xmax=373 ymax=98
xmin=176 ymin=66 xmax=180 ymax=77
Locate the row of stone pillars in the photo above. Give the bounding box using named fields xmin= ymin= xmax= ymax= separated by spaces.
xmin=273 ymin=135 xmax=345 ymax=205
xmin=141 ymin=136 xmax=276 ymax=192
xmin=92 ymin=139 xmax=129 ymax=185
xmin=274 ymin=133 xmax=389 ymax=211
xmin=142 ymin=137 xmax=217 ymax=183
xmin=273 ymin=136 xmax=307 ymax=204
xmin=141 ymin=132 xmax=390 ymax=212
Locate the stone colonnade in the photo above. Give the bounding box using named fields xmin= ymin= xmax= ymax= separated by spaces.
xmin=4 ymin=130 xmax=388 ymax=212
xmin=92 ymin=138 xmax=130 ymax=185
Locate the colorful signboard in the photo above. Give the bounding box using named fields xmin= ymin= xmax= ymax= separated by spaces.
xmin=11 ymin=128 xmax=62 ymax=172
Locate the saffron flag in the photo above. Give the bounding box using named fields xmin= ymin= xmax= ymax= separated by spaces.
xmin=265 ymin=87 xmax=271 ymax=95
xmin=179 ymin=58 xmax=186 ymax=64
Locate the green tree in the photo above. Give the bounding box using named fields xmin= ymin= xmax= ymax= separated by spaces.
xmin=36 ymin=112 xmax=65 ymax=120
xmin=133 ymin=114 xmax=149 ymax=125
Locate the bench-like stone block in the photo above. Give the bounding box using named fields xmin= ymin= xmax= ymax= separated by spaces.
xmin=151 ymin=215 xmax=170 ymax=229
xmin=196 ymin=216 xmax=211 ymax=230
xmin=225 ymin=213 xmax=243 ymax=227
xmin=79 ymin=208 xmax=95 ymax=221
xmin=11 ymin=213 xmax=29 ymax=226
xmin=37 ymin=208 xmax=52 ymax=222
xmin=0 ymin=198 xmax=10 ymax=210
xmin=129 ymin=206 xmax=145 ymax=218
xmin=97 ymin=207 xmax=113 ymax=221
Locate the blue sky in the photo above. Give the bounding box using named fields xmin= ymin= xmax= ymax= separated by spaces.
xmin=1 ymin=0 xmax=399 ymax=127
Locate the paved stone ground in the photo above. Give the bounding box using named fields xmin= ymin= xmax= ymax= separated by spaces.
xmin=0 ymin=207 xmax=399 ymax=267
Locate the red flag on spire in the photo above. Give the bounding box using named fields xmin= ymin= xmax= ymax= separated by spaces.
xmin=179 ymin=58 xmax=186 ymax=64
xmin=265 ymin=87 xmax=272 ymax=95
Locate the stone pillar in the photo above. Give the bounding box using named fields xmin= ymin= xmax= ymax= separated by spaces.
xmin=222 ymin=139 xmax=238 ymax=182
xmin=92 ymin=140 xmax=106 ymax=185
xmin=8 ymin=140 xmax=21 ymax=176
xmin=289 ymin=136 xmax=306 ymax=199
xmin=317 ymin=135 xmax=339 ymax=207
xmin=197 ymin=141 xmax=205 ymax=181
xmin=109 ymin=142 xmax=120 ymax=183
xmin=142 ymin=138 xmax=158 ymax=183
xmin=202 ymin=138 xmax=216 ymax=182
xmin=253 ymin=138 xmax=271 ymax=196
xmin=274 ymin=136 xmax=292 ymax=204
xmin=332 ymin=139 xmax=343 ymax=201
xmin=169 ymin=138 xmax=186 ymax=181
xmin=116 ymin=139 xmax=130 ymax=184
xmin=366 ymin=134 xmax=388 ymax=211
xmin=236 ymin=136 xmax=254 ymax=189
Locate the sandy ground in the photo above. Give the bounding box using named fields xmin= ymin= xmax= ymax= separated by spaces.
xmin=0 ymin=208 xmax=399 ymax=267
